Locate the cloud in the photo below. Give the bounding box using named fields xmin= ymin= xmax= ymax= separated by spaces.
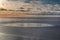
xmin=26 ymin=0 xmax=60 ymax=11
xmin=0 ymin=0 xmax=60 ymax=12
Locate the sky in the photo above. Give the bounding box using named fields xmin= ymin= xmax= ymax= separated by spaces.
xmin=0 ymin=0 xmax=60 ymax=11
xmin=18 ymin=0 xmax=60 ymax=4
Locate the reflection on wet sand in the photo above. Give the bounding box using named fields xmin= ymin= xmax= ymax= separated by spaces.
xmin=0 ymin=18 xmax=54 ymax=27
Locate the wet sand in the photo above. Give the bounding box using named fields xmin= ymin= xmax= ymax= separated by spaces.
xmin=0 ymin=17 xmax=60 ymax=40
xmin=0 ymin=11 xmax=60 ymax=40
